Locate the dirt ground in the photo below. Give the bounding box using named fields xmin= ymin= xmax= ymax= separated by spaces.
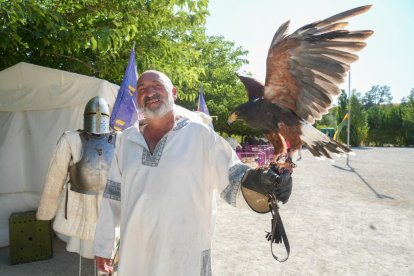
xmin=212 ymin=147 xmax=414 ymax=275
xmin=1 ymin=147 xmax=413 ymax=275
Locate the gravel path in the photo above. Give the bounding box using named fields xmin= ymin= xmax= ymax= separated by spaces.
xmin=1 ymin=147 xmax=413 ymax=275
xmin=213 ymin=147 xmax=414 ymax=275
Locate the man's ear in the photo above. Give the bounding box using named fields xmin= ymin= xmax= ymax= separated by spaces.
xmin=172 ymin=87 xmax=178 ymax=101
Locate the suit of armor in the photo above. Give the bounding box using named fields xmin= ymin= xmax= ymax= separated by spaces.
xmin=69 ymin=131 xmax=115 ymax=195
xmin=37 ymin=97 xmax=117 ymax=259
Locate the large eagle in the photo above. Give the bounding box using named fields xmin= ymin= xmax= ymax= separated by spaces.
xmin=228 ymin=5 xmax=373 ymax=160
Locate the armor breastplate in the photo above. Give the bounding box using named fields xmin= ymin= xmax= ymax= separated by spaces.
xmin=69 ymin=131 xmax=116 ymax=195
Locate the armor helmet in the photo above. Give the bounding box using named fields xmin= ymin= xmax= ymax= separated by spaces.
xmin=83 ymin=96 xmax=110 ymax=134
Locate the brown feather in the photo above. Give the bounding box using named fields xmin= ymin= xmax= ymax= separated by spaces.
xmin=278 ymin=124 xmax=302 ymax=150
xmin=304 ymin=41 xmax=368 ymax=52
xmin=236 ymin=74 xmax=264 ymax=101
xmin=314 ymin=22 xmax=349 ymax=34
xmin=233 ymin=6 xmax=373 ymax=160
xmin=313 ymin=5 xmax=372 ymax=27
xmin=310 ymin=50 xmax=359 ymax=66
xmin=264 ymin=131 xmax=286 ymax=158
xmin=314 ymin=30 xmax=374 ymax=41
xmin=269 ymin=21 xmax=290 ymax=48
xmin=264 ymin=5 xmax=372 ymax=124
xmin=293 ymin=54 xmax=350 ymax=75
xmin=292 ymin=5 xmax=372 ymax=36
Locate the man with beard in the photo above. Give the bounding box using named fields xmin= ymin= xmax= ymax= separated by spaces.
xmin=94 ymin=70 xmax=293 ymax=275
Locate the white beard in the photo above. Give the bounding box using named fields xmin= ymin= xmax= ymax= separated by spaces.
xmin=140 ymin=93 xmax=174 ymax=119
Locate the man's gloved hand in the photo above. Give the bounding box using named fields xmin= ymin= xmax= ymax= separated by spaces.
xmin=241 ymin=168 xmax=293 ymax=204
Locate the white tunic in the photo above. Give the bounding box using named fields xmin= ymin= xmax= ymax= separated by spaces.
xmin=94 ymin=117 xmax=250 ymax=276
xmin=37 ymin=131 xmax=105 ymax=258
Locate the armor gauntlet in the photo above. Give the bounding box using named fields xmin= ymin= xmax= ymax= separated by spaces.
xmin=241 ymin=168 xmax=292 ymax=213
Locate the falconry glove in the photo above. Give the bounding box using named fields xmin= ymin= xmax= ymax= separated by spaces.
xmin=241 ymin=167 xmax=292 ymax=262
xmin=241 ymin=168 xmax=292 ymax=210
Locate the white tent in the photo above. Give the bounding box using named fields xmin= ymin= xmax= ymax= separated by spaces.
xmin=0 ymin=62 xmax=119 ymax=246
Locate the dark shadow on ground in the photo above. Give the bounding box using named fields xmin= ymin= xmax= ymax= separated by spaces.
xmin=332 ymin=164 xmax=395 ymax=200
xmin=332 ymin=165 xmax=353 ymax=172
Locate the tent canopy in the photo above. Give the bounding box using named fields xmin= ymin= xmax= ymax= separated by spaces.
xmin=0 ymin=62 xmax=119 ymax=246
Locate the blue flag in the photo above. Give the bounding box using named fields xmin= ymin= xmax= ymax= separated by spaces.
xmin=110 ymin=46 xmax=142 ymax=131
xmin=197 ymin=84 xmax=214 ymax=129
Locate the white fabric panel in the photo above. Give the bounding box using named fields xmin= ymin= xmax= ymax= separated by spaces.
xmin=0 ymin=62 xmax=119 ymax=246
xmin=0 ymin=62 xmax=118 ymax=111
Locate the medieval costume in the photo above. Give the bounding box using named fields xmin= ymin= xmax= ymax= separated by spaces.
xmin=37 ymin=96 xmax=116 ymax=259
xmin=94 ymin=70 xmax=292 ymax=275
xmin=95 ymin=116 xmax=251 ymax=275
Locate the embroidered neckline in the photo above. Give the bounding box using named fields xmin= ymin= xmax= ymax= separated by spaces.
xmin=142 ymin=135 xmax=168 ymax=167
xmin=173 ymin=117 xmax=189 ymax=131
xmin=141 ymin=117 xmax=190 ymax=167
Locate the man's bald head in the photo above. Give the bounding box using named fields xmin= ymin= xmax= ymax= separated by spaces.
xmin=138 ymin=70 xmax=174 ymax=91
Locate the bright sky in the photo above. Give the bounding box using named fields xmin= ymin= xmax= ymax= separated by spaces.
xmin=205 ymin=0 xmax=414 ymax=103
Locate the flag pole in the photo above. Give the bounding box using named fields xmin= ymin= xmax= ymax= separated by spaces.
xmin=346 ymin=70 xmax=351 ymax=166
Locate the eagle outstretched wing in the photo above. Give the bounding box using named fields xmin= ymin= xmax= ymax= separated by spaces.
xmin=229 ymin=5 xmax=373 ymax=160
xmin=264 ymin=5 xmax=373 ymax=124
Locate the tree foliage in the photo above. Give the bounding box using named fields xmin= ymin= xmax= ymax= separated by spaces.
xmin=366 ymin=105 xmax=403 ymax=146
xmin=183 ymin=35 xmax=255 ymax=136
xmin=1 ymin=0 xmax=210 ymax=88
xmin=1 ymin=0 xmax=252 ymax=134
xmin=3 ymin=1 xmax=414 ymax=145
xmin=325 ymin=86 xmax=414 ymax=147
xmin=400 ymin=88 xmax=414 ymax=146
xmin=314 ymin=107 xmax=337 ymax=129
xmin=335 ymin=90 xmax=368 ymax=146
xmin=362 ymin=85 xmax=393 ymax=109
xmin=363 ymin=87 xmax=414 ymax=146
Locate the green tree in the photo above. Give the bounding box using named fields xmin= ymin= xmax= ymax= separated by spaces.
xmin=314 ymin=107 xmax=337 ymax=129
xmin=1 ymin=0 xmax=210 ymax=88
xmin=362 ymin=85 xmax=393 ymax=109
xmin=172 ymin=34 xmax=251 ymax=134
xmin=386 ymin=105 xmax=405 ymax=145
xmin=366 ymin=104 xmax=404 ymax=146
xmin=366 ymin=106 xmax=384 ymax=146
xmin=1 ymin=0 xmax=257 ymax=135
xmin=401 ymin=88 xmax=414 ymax=145
xmin=193 ymin=36 xmax=253 ymax=136
xmin=336 ymin=90 xmax=368 ymax=146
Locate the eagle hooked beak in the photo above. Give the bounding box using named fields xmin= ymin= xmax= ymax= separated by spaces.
xmin=227 ymin=112 xmax=238 ymax=125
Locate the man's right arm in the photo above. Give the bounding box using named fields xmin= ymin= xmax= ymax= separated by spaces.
xmin=94 ymin=134 xmax=123 ymax=272
xmin=94 ymin=185 xmax=121 ymax=258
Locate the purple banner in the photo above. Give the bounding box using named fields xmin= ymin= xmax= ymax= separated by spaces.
xmin=110 ymin=47 xmax=142 ymax=131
